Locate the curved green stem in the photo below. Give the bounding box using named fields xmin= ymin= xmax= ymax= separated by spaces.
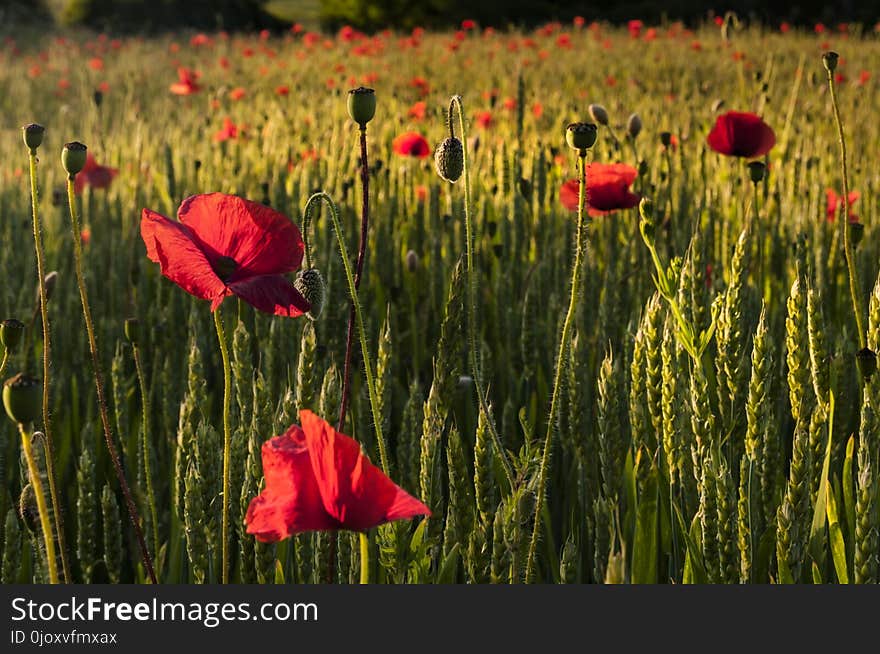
xmin=133 ymin=343 xmax=160 ymax=566
xmin=525 ymin=152 xmax=589 ymax=583
xmin=449 ymin=95 xmax=516 ymax=490
xmin=28 ymin=148 xmax=71 ymax=584
xmin=213 ymin=308 xmax=232 ymax=584
xmin=19 ymin=422 xmax=59 ymax=583
xmin=359 ymin=532 xmax=370 ymax=584
xmin=66 ymin=178 xmax=157 ymax=584
xmin=305 ymin=193 xmax=389 ymax=474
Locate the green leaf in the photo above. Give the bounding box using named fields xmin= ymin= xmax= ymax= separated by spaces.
xmin=808 ymin=393 xmax=834 ymax=574
xmin=675 ymin=503 xmax=707 ymax=584
xmin=842 ymin=435 xmax=856 ymax=567
xmin=274 ymin=559 xmax=284 ymax=585
xmin=631 ymin=465 xmax=659 ymax=584
xmin=826 ymin=484 xmax=849 ymax=584
xmin=437 ymin=543 xmax=460 ymax=584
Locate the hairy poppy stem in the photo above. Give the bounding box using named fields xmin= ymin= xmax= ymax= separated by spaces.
xmin=359 ymin=532 xmax=370 ymax=584
xmin=338 ymin=125 xmax=371 ymax=433
xmin=306 ymin=193 xmax=389 ymax=474
xmin=19 ymin=422 xmax=59 ymax=583
xmin=825 ymin=59 xmax=867 ymax=355
xmin=65 ymin=178 xmax=157 ymax=584
xmin=213 ymin=309 xmax=232 ymax=584
xmin=449 ymin=95 xmax=516 ymax=490
xmin=525 ymin=152 xmax=589 ymax=583
xmin=132 ymin=342 xmax=160 ymax=566
xmin=27 ymin=147 xmax=71 ymax=584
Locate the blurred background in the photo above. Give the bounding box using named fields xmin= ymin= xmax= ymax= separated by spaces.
xmin=0 ymin=0 xmax=872 ymax=32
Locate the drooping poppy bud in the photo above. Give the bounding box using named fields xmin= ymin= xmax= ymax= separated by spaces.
xmin=850 ymin=222 xmax=864 ymax=247
xmin=294 ymin=268 xmax=325 ymax=321
xmin=19 ymin=483 xmax=39 ymax=536
xmin=857 ymin=347 xmax=877 ymax=379
xmin=23 ymin=123 xmax=45 ymax=151
xmin=43 ymin=271 xmax=58 ymax=301
xmin=660 ymin=131 xmax=673 ymax=148
xmin=3 ymin=373 xmax=42 ymax=424
xmin=588 ymin=103 xmax=609 ymax=126
xmin=62 ymin=142 xmax=88 ymax=177
xmin=822 ymin=51 xmax=839 ymax=74
xmin=124 ymin=317 xmax=141 ymax=345
xmin=565 ymin=122 xmax=598 ymax=154
xmin=434 ymin=136 xmax=464 ymax=183
xmin=626 ymin=113 xmax=642 ymax=139
xmin=1 ymin=319 xmax=25 ymax=352
xmin=347 ymin=87 xmax=376 ymax=127
xmin=405 ymin=250 xmax=419 ymax=273
xmin=748 ymin=161 xmax=766 ymax=184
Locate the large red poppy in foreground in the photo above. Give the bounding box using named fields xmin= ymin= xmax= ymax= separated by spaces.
xmin=246 ymin=410 xmax=431 ymax=541
xmin=140 ymin=193 xmax=309 ymax=316
xmin=560 ymin=163 xmax=641 ymax=217
xmin=707 ymin=111 xmax=776 ymax=158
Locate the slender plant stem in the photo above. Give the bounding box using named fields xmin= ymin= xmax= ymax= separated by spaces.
xmin=27 ymin=148 xmax=71 ymax=584
xmin=133 ymin=343 xmax=160 ymax=564
xmin=65 ymin=178 xmax=157 ymax=584
xmin=449 ymin=95 xmax=516 ymax=489
xmin=826 ymin=66 xmax=867 ymax=352
xmin=359 ymin=532 xmax=370 ymax=584
xmin=307 ymin=192 xmax=389 ymax=473
xmin=213 ymin=308 xmax=232 ymax=584
xmin=19 ymin=422 xmax=59 ymax=584
xmin=338 ymin=125 xmax=371 ymax=432
xmin=525 ymin=152 xmax=589 ymax=583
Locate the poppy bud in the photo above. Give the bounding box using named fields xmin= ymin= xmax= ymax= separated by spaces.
xmin=711 ymin=99 xmax=725 ymax=113
xmin=62 ymin=142 xmax=88 ymax=178
xmin=639 ymin=198 xmax=655 ymax=244
xmin=851 ymin=221 xmax=864 ymax=247
xmin=588 ymin=104 xmax=609 ymax=126
xmin=43 ymin=271 xmax=58 ymax=301
xmin=405 ymin=250 xmax=419 ymax=273
xmin=660 ymin=132 xmax=672 ymax=148
xmin=857 ymin=347 xmax=877 ymax=379
xmin=822 ymin=51 xmax=839 ymax=74
xmin=3 ymin=373 xmax=42 ymax=425
xmin=626 ymin=113 xmax=642 ymax=139
xmin=565 ymin=122 xmax=598 ymax=154
xmin=93 ymin=89 xmax=103 ymax=108
xmin=434 ymin=136 xmax=464 ymax=183
xmin=19 ymin=483 xmax=39 ymax=536
xmin=23 ymin=123 xmax=45 ymax=151
xmin=124 ymin=317 xmax=141 ymax=345
xmin=638 ymin=160 xmax=649 ymax=177
xmin=347 ymin=87 xmax=376 ymax=127
xmin=294 ymin=268 xmax=325 ymax=321
xmin=1 ymin=319 xmax=25 ymax=352
xmin=748 ymin=161 xmax=766 ymax=184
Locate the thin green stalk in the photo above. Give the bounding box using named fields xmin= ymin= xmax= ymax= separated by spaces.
xmin=20 ymin=422 xmax=59 ymax=583
xmin=213 ymin=309 xmax=232 ymax=584
xmin=133 ymin=343 xmax=160 ymax=564
xmin=65 ymin=178 xmax=157 ymax=584
xmin=28 ymin=148 xmax=71 ymax=584
xmin=359 ymin=532 xmax=369 ymax=584
xmin=305 ymin=192 xmax=389 ymax=473
xmin=525 ymin=152 xmax=588 ymax=583
xmin=449 ymin=95 xmax=516 ymax=489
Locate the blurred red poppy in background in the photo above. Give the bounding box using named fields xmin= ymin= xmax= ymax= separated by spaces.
xmin=245 ymin=410 xmax=431 ymax=542
xmin=560 ymin=163 xmax=640 ymax=216
xmin=213 ymin=117 xmax=242 ymax=142
xmin=74 ymin=153 xmax=118 ymax=194
xmin=170 ymin=67 xmax=201 ymax=95
xmin=707 ymin=111 xmax=775 ymax=158
xmin=826 ymin=188 xmax=860 ymax=223
xmin=140 ymin=193 xmax=309 ymax=316
xmin=392 ymin=132 xmax=431 ymax=158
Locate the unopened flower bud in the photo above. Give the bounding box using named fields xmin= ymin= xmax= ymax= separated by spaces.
xmin=124 ymin=317 xmax=141 ymax=345
xmin=62 ymin=142 xmax=88 ymax=177
xmin=19 ymin=483 xmax=39 ymax=535
xmin=639 ymin=198 xmax=655 ymax=244
xmin=434 ymin=136 xmax=464 ymax=183
xmin=44 ymin=271 xmax=58 ymax=301
xmin=347 ymin=87 xmax=376 ymax=127
xmin=23 ymin=123 xmax=45 ymax=151
xmin=588 ymin=103 xmax=609 ymax=126
xmin=711 ymin=99 xmax=725 ymax=113
xmin=857 ymin=347 xmax=877 ymax=379
xmin=3 ymin=373 xmax=42 ymax=424
xmin=294 ymin=268 xmax=325 ymax=321
xmin=822 ymin=51 xmax=839 ymax=74
xmin=660 ymin=132 xmax=672 ymax=148
xmin=1 ymin=319 xmax=25 ymax=352
xmin=748 ymin=161 xmax=766 ymax=184
xmin=565 ymin=122 xmax=598 ymax=153
xmin=405 ymin=250 xmax=419 ymax=273
xmin=626 ymin=113 xmax=642 ymax=139
xmin=850 ymin=221 xmax=864 ymax=247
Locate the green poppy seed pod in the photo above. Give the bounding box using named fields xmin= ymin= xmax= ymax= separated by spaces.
xmin=124 ymin=317 xmax=141 ymax=345
xmin=851 ymin=222 xmax=864 ymax=247
xmin=565 ymin=122 xmax=598 ymax=153
xmin=23 ymin=123 xmax=45 ymax=151
xmin=626 ymin=113 xmax=642 ymax=139
xmin=588 ymin=104 xmax=609 ymax=126
xmin=347 ymin=87 xmax=376 ymax=127
xmin=857 ymin=347 xmax=877 ymax=379
xmin=62 ymin=142 xmax=88 ymax=177
xmin=434 ymin=136 xmax=464 ymax=183
xmin=1 ymin=319 xmax=25 ymax=352
xmin=660 ymin=132 xmax=672 ymax=148
xmin=822 ymin=51 xmax=839 ymax=74
xmin=639 ymin=197 xmax=655 ymax=245
xmin=294 ymin=268 xmax=325 ymax=321
xmin=748 ymin=161 xmax=766 ymax=184
xmin=405 ymin=249 xmax=419 ymax=273
xmin=3 ymin=373 xmax=42 ymax=425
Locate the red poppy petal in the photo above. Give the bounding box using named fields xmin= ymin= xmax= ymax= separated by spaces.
xmin=177 ymin=193 xmax=304 ymax=277
xmin=245 ymin=425 xmax=337 ymax=542
xmin=227 ymin=274 xmax=310 ymax=317
xmin=300 ymin=410 xmax=431 ymax=531
xmin=559 ymin=179 xmax=581 ymax=211
xmin=140 ymin=208 xmax=228 ymax=302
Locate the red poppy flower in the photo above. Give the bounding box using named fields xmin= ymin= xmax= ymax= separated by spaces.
xmin=74 ymin=153 xmax=118 ymax=194
xmin=408 ymin=100 xmax=427 ymax=120
xmin=826 ymin=188 xmax=860 ymax=223
xmin=245 ymin=410 xmax=430 ymax=541
xmin=213 ymin=117 xmax=241 ymax=142
xmin=140 ymin=193 xmax=309 ymax=316
xmin=560 ymin=163 xmax=640 ymax=217
xmin=707 ymin=111 xmax=776 ymax=158
xmin=170 ymin=67 xmax=201 ymax=95
xmin=475 ymin=111 xmax=493 ymax=129
xmin=229 ymin=87 xmax=246 ymax=100
xmin=628 ymin=20 xmax=643 ymax=39
xmin=392 ymin=132 xmax=431 ymax=158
